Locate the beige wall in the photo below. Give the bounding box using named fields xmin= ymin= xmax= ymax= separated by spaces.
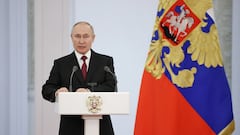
xmin=33 ymin=0 xmax=71 ymax=134
xmin=232 ymin=0 xmax=240 ymax=134
xmin=214 ymin=0 xmax=232 ymax=86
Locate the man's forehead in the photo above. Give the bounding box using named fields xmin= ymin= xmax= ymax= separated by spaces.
xmin=72 ymin=23 xmax=94 ymax=34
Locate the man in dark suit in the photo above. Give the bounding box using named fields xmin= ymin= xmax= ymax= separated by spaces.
xmin=42 ymin=21 xmax=116 ymax=135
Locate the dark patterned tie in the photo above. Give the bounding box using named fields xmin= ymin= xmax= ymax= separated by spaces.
xmin=81 ymin=56 xmax=87 ymax=80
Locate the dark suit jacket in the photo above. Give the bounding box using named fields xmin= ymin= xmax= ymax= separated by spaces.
xmin=42 ymin=50 xmax=115 ymax=135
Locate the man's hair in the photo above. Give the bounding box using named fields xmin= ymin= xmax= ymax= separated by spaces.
xmin=71 ymin=21 xmax=95 ymax=35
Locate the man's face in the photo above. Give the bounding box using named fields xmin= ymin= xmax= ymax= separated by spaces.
xmin=71 ymin=23 xmax=95 ymax=55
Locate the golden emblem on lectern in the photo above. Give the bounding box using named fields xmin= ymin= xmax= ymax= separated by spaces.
xmin=86 ymin=95 xmax=102 ymax=113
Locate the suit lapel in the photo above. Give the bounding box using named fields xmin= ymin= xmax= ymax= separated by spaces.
xmin=70 ymin=52 xmax=85 ymax=82
xmin=86 ymin=50 xmax=98 ymax=82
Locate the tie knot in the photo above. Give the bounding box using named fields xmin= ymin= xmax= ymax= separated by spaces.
xmin=81 ymin=56 xmax=87 ymax=61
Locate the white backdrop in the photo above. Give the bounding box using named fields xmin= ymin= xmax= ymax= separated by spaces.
xmin=72 ymin=0 xmax=159 ymax=134
xmin=232 ymin=0 xmax=240 ymax=134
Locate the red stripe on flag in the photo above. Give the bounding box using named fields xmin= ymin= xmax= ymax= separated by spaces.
xmin=134 ymin=70 xmax=216 ymax=135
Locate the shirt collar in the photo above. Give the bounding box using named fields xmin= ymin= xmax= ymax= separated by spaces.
xmin=74 ymin=50 xmax=91 ymax=61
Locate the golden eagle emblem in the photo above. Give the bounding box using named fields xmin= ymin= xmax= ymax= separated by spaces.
xmin=146 ymin=0 xmax=223 ymax=88
xmin=86 ymin=95 xmax=102 ymax=113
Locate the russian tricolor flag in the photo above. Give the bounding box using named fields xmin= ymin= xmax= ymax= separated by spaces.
xmin=134 ymin=0 xmax=235 ymax=134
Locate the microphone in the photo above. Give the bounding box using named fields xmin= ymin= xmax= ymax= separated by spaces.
xmin=69 ymin=66 xmax=78 ymax=92
xmin=104 ymin=66 xmax=118 ymax=92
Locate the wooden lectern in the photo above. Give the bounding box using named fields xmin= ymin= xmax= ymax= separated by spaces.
xmin=55 ymin=92 xmax=130 ymax=135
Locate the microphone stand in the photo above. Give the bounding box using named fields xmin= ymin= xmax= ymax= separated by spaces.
xmin=69 ymin=66 xmax=78 ymax=92
xmin=114 ymin=77 xmax=118 ymax=92
xmin=87 ymin=82 xmax=97 ymax=92
xmin=104 ymin=66 xmax=118 ymax=92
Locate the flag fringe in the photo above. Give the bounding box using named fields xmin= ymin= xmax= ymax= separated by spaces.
xmin=218 ymin=120 xmax=235 ymax=135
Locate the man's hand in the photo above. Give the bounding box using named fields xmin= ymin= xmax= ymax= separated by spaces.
xmin=76 ymin=88 xmax=90 ymax=92
xmin=55 ymin=87 xmax=68 ymax=97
